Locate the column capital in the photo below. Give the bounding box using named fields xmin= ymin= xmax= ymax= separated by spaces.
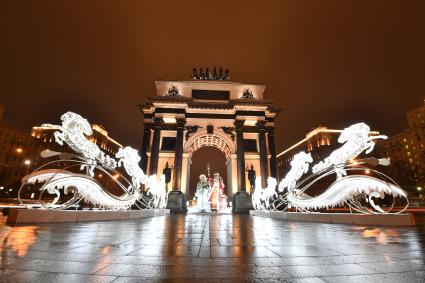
xmin=153 ymin=117 xmax=164 ymax=128
xmin=143 ymin=123 xmax=152 ymax=132
xmin=235 ymin=120 xmax=244 ymax=130
xmin=176 ymin=118 xmax=186 ymax=128
xmin=256 ymin=120 xmax=267 ymax=131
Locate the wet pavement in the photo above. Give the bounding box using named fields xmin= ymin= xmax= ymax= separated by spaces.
xmin=0 ymin=213 xmax=424 ymax=282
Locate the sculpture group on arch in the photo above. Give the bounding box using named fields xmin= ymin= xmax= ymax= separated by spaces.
xmin=252 ymin=122 xmax=409 ymax=214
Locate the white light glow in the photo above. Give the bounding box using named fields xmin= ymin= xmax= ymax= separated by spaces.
xmin=22 ymin=112 xmax=169 ymax=210
xmin=254 ymin=122 xmax=408 ymax=215
xmin=162 ymin=117 xmax=177 ymax=124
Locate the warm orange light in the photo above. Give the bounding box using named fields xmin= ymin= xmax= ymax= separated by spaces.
xmin=16 ymin=148 xmax=23 ymax=153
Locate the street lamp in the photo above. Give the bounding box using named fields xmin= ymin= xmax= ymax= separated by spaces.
xmin=24 ymin=160 xmax=31 ymax=174
xmin=417 ymin=186 xmax=422 ymax=192
xmin=16 ymin=147 xmax=23 ymax=153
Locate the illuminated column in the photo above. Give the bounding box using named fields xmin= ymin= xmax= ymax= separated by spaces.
xmin=140 ymin=123 xmax=151 ymax=172
xmin=149 ymin=117 xmax=163 ymax=175
xmin=235 ymin=120 xmax=246 ymax=192
xmin=172 ymin=118 xmax=186 ymax=191
xmin=268 ymin=127 xmax=277 ymax=178
xmin=256 ymin=120 xmax=268 ymax=187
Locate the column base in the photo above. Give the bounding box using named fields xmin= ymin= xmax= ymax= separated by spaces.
xmin=232 ymin=191 xmax=253 ymax=214
xmin=166 ymin=191 xmax=188 ymax=213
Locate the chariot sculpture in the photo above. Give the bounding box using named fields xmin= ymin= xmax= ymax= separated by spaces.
xmin=252 ymin=122 xmax=409 ymax=214
xmin=18 ymin=112 xmax=167 ymax=210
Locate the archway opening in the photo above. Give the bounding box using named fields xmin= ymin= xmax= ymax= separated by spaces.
xmin=188 ymin=146 xmax=227 ymax=202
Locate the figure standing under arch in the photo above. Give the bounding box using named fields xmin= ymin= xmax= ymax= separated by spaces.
xmin=193 ymin=174 xmax=211 ymax=212
xmin=209 ymin=172 xmax=225 ymax=210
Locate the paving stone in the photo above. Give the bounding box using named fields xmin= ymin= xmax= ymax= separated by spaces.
xmin=321 ymin=271 xmax=424 ymax=283
xmin=1 ymin=214 xmax=425 ymax=281
xmin=0 ymin=270 xmax=116 ymax=283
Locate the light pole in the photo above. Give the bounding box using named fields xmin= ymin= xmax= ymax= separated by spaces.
xmin=24 ymin=159 xmax=31 ymax=174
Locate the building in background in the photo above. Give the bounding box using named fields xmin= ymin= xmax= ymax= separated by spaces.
xmin=31 ymin=123 xmax=123 ymax=155
xmin=0 ymin=106 xmax=42 ymax=196
xmin=376 ymin=101 xmax=425 ymax=201
xmin=276 ymin=126 xmax=381 ymax=196
xmin=0 ymin=105 xmax=123 ymax=198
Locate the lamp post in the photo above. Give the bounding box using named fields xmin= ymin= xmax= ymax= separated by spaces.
xmin=24 ymin=159 xmax=31 ymax=174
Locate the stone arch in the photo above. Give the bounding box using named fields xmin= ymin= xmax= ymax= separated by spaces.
xmin=184 ymin=130 xmax=236 ymax=157
xmin=182 ymin=129 xmax=237 ymax=202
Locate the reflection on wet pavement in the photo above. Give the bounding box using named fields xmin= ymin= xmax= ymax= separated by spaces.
xmin=0 ymin=214 xmax=424 ymax=282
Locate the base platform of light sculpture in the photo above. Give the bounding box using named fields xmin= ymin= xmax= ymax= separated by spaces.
xmin=166 ymin=191 xmax=188 ymax=213
xmin=232 ymin=191 xmax=254 ymax=214
xmin=249 ymin=210 xmax=416 ymax=226
xmin=7 ymin=208 xmax=170 ymax=225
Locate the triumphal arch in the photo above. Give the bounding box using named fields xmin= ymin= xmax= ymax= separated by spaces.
xmin=138 ymin=68 xmax=280 ymax=213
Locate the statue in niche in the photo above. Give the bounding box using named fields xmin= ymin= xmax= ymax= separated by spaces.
xmin=163 ymin=162 xmax=172 ymax=190
xmin=247 ymin=164 xmax=256 ymax=191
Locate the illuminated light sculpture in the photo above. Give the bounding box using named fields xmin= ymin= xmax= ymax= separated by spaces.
xmin=252 ymin=122 xmax=409 ymax=214
xmin=252 ymin=177 xmax=278 ymax=210
xmin=18 ymin=112 xmax=168 ymax=210
xmin=312 ymin=123 xmax=388 ymax=179
xmin=41 ymin=112 xmax=117 ymax=176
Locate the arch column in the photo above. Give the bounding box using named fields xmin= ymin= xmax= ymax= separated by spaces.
xmin=256 ymin=120 xmax=268 ymax=187
xmin=172 ymin=118 xmax=186 ymax=191
xmin=232 ymin=120 xmax=253 ymax=213
xmin=166 ymin=119 xmax=188 ymax=213
xmin=140 ymin=123 xmax=151 ymax=172
xmin=149 ymin=118 xmax=163 ymax=175
xmin=268 ymin=127 xmax=277 ymax=178
xmin=235 ymin=120 xmax=246 ymax=192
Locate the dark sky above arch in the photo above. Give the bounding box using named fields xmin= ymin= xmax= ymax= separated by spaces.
xmin=1 ymin=0 xmax=424 ymax=153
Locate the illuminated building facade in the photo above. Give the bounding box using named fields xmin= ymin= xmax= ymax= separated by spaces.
xmin=0 ymin=106 xmax=42 ymax=194
xmin=277 ymin=127 xmax=344 ymax=183
xmin=376 ymin=102 xmax=425 ymax=198
xmin=138 ymin=69 xmax=280 ymax=212
xmin=31 ymin=123 xmax=123 ymax=155
xmin=276 ymin=126 xmax=380 ymax=196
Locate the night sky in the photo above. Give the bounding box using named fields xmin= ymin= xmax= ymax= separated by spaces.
xmin=1 ymin=0 xmax=424 ymax=153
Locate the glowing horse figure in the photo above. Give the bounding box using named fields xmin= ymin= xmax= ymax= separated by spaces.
xmin=146 ymin=174 xmax=167 ymax=209
xmin=42 ymin=112 xmax=117 ymax=176
xmin=253 ymin=177 xmax=278 ymax=209
xmin=116 ymin=146 xmax=148 ymax=190
xmin=116 ymin=146 xmax=167 ymax=209
xmin=312 ymin=123 xmax=387 ymax=179
xmin=278 ymin=151 xmax=313 ymax=195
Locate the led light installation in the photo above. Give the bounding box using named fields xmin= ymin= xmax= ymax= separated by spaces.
xmin=18 ymin=112 xmax=167 ymax=210
xmin=253 ymin=122 xmax=409 ymax=214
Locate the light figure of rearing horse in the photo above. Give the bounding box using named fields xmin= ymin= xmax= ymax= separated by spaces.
xmin=312 ymin=123 xmax=387 ymax=179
